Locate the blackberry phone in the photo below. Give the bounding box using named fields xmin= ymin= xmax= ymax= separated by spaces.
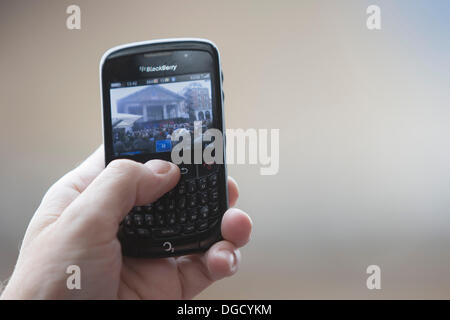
xmin=100 ymin=39 xmax=228 ymax=258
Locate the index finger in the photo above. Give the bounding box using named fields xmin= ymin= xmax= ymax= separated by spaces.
xmin=35 ymin=146 xmax=105 ymax=219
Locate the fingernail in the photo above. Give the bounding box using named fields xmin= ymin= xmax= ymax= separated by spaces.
xmin=145 ymin=160 xmax=173 ymax=174
xmin=218 ymin=249 xmax=235 ymax=269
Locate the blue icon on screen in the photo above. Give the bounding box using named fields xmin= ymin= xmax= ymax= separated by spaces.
xmin=156 ymin=140 xmax=172 ymax=152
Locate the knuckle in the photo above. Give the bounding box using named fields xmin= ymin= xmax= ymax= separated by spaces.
xmin=107 ymin=159 xmax=141 ymax=175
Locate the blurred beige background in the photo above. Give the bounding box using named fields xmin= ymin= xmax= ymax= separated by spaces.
xmin=1 ymin=0 xmax=450 ymax=299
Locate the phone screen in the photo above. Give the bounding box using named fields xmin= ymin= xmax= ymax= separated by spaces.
xmin=109 ymin=73 xmax=213 ymax=157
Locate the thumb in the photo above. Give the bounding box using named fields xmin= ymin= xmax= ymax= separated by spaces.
xmin=57 ymin=159 xmax=180 ymax=242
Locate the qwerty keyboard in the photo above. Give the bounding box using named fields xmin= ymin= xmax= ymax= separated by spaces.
xmin=118 ymin=163 xmax=224 ymax=256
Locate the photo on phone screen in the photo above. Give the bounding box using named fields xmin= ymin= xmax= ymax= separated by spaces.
xmin=109 ymin=73 xmax=213 ymax=156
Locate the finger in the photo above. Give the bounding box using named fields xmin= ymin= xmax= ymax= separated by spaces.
xmin=221 ymin=208 xmax=252 ymax=247
xmin=22 ymin=146 xmax=105 ymax=247
xmin=204 ymin=241 xmax=241 ymax=280
xmin=175 ymin=208 xmax=252 ymax=298
xmin=176 ymin=241 xmax=241 ymax=299
xmin=227 ymin=176 xmax=239 ymax=207
xmin=58 ymin=159 xmax=180 ymax=242
xmin=37 ymin=146 xmax=105 ymax=217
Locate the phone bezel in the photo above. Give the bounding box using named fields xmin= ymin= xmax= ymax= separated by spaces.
xmin=99 ymin=39 xmax=228 ymax=257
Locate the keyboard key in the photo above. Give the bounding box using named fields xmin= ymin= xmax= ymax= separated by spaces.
xmin=197 ymin=220 xmax=208 ymax=231
xmin=177 ymin=210 xmax=187 ymax=224
xmin=167 ymin=198 xmax=176 ymax=211
xmin=210 ymin=202 xmax=220 ymax=216
xmin=144 ymin=214 xmax=155 ymax=227
xmin=123 ymin=227 xmax=135 ymax=236
xmin=187 ymin=194 xmax=197 ymax=208
xmin=188 ymin=208 xmax=198 ymax=222
xmin=133 ymin=214 xmax=144 ymax=226
xmin=177 ymin=182 xmax=186 ymax=195
xmin=167 ymin=212 xmax=176 ymax=225
xmin=124 ymin=215 xmax=133 ymax=227
xmin=177 ymin=196 xmax=186 ymax=210
xmin=209 ymin=218 xmax=219 ymax=229
xmin=208 ymin=173 xmax=218 ymax=188
xmin=155 ymin=213 xmax=165 ymax=226
xmin=186 ymin=179 xmax=197 ymax=193
xmin=183 ymin=223 xmax=195 ymax=234
xmin=199 ymin=206 xmax=209 ymax=219
xmin=152 ymin=226 xmax=181 ymax=239
xmin=178 ymin=164 xmax=196 ymax=179
xmin=155 ymin=200 xmax=165 ymax=212
xmin=136 ymin=228 xmax=151 ymax=237
xmin=209 ymin=188 xmax=219 ymax=202
xmin=134 ymin=206 xmax=143 ymax=213
xmin=143 ymin=204 xmax=153 ymax=213
xmin=198 ymin=192 xmax=208 ymax=205
xmin=197 ymin=177 xmax=208 ymax=191
xmin=198 ymin=162 xmax=217 ymax=176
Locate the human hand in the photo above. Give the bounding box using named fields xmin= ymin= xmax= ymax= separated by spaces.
xmin=1 ymin=146 xmax=252 ymax=299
